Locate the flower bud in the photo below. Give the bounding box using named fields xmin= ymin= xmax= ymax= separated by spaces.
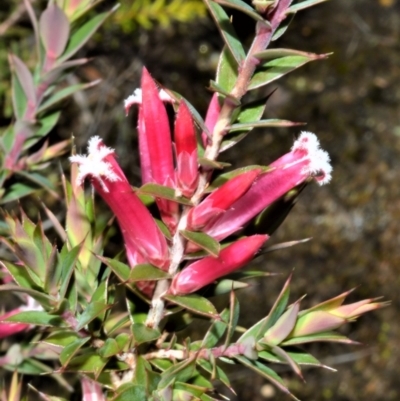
xmin=204 ymin=132 xmax=332 ymax=240
xmin=70 ymin=136 xmax=169 ymax=269
xmin=170 ymin=235 xmax=268 ymax=295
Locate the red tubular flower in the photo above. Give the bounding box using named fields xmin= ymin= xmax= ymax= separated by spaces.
xmin=170 ymin=235 xmax=268 ymax=295
xmin=204 ymin=132 xmax=333 ymax=240
xmin=175 ymin=101 xmax=199 ymax=197
xmin=140 ymin=68 xmax=175 ymax=185
xmin=202 ymin=93 xmax=221 ymax=147
xmin=187 ymin=168 xmax=262 ymax=230
xmin=140 ymin=68 xmax=179 ymax=231
xmin=70 ymin=136 xmax=169 ymax=269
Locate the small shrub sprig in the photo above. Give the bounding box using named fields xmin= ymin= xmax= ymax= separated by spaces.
xmin=0 ymin=1 xmax=386 ymax=400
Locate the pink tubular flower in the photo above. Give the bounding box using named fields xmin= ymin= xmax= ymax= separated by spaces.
xmin=70 ymin=136 xmax=169 ymax=270
xmin=175 ymin=101 xmax=199 ymax=198
xmin=170 ymin=235 xmax=268 ymax=295
xmin=187 ymin=168 xmax=262 ymax=230
xmin=204 ymin=132 xmax=332 ymax=240
xmin=202 ymin=93 xmax=221 ymax=147
xmin=133 ymin=68 xmax=179 ymax=231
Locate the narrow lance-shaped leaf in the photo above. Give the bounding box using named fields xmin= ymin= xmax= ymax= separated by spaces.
xmin=216 ymin=46 xmax=238 ymax=95
xmin=203 ymin=0 xmax=246 ymax=63
xmin=249 ymin=54 xmax=328 ymax=91
xmin=214 ymin=0 xmax=271 ymax=23
xmin=59 ymin=6 xmax=118 ymax=62
xmin=39 ymin=4 xmax=70 ymax=65
xmin=288 ymin=0 xmax=330 ymax=13
xmin=9 ymin=55 xmax=36 ymax=114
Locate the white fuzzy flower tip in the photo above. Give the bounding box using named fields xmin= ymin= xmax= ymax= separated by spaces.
xmin=124 ymin=88 xmax=174 ymax=114
xmin=292 ymin=131 xmax=333 ymax=185
xmin=69 ymin=136 xmax=121 ymax=192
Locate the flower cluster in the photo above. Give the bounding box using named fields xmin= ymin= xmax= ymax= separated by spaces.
xmin=70 ymin=68 xmax=332 ymax=299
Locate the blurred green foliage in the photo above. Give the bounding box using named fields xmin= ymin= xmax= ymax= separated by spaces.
xmin=114 ymin=0 xmax=207 ymax=31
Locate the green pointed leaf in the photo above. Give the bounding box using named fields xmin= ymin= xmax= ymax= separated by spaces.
xmin=0 ymin=261 xmax=38 ymax=290
xmin=113 ymin=384 xmax=147 ymax=401
xmin=263 ymin=300 xmax=300 ymax=345
xmin=197 ymin=359 xmax=231 ymax=389
xmin=115 ymin=332 xmax=130 ymax=350
xmin=131 ymin=323 xmax=161 ymax=345
xmin=132 ymin=356 xmax=149 ymax=386
xmin=3 ymin=357 xmax=53 ymax=375
xmin=239 ymin=274 xmax=292 ymax=343
xmin=288 ymin=0 xmax=329 ymax=13
xmin=298 ymin=288 xmax=354 ymax=316
xmin=270 ymin=345 xmax=303 ymax=378
xmin=58 ymin=244 xmax=80 ymax=300
xmin=174 ymin=382 xmax=208 ymax=398
xmin=158 ymin=357 xmax=197 ymax=388
xmin=9 ymin=55 xmax=36 ymax=106
xmin=76 ymin=301 xmax=110 ymax=330
xmin=214 ymin=0 xmax=270 ymax=24
xmin=67 ymin=352 xmax=108 ymax=374
xmin=59 ymin=337 xmax=90 ymax=366
xmin=150 ymin=358 xmax=173 ymax=372
xmin=281 ymin=331 xmax=355 ymax=346
xmin=249 ymin=55 xmax=327 ymax=90
xmin=38 ymin=80 xmax=100 ymax=113
xmin=254 ymin=48 xmax=328 ymax=61
xmin=43 ymin=331 xmax=81 ymax=347
xmin=0 ymin=284 xmax=55 ymax=309
xmin=41 ymin=58 xmax=89 ymax=82
xmin=1 ymin=126 xmax=15 ymax=154
xmin=180 ymin=230 xmax=220 ymax=257
xmin=98 ymin=338 xmax=121 ymax=358
xmin=4 ymin=311 xmax=64 ymax=327
xmin=59 ymin=8 xmax=116 ymax=62
xmin=198 ymin=157 xmax=231 ymax=169
xmin=258 ymin=349 xmax=329 ymax=369
xmin=28 ymin=385 xmax=68 ymax=401
xmin=128 ymin=264 xmax=171 ymax=282
xmin=225 ymin=290 xmax=240 ymax=346
xmin=204 ymin=0 xmax=245 ymax=63
xmin=10 ymin=68 xmax=28 ymax=119
xmin=216 ymin=46 xmax=238 ymax=94
xmin=40 ymin=3 xmax=70 ymax=58
xmin=16 ymin=171 xmax=58 ymax=194
xmin=99 ymin=257 xmax=130 ymax=282
xmin=213 ymin=279 xmax=249 ymax=295
xmin=106 ymin=315 xmax=130 ymax=336
xmin=209 ymin=80 xmax=240 ymax=105
xmin=137 ymin=183 xmax=192 ymax=205
xmin=0 ymin=183 xmax=36 ymax=204
xmin=202 ymin=308 xmax=230 ymax=348
xmin=228 ymin=119 xmax=304 ymax=131
xmin=33 ymin=111 xmax=61 ymax=139
xmin=236 ymin=356 xmax=300 ymax=400
xmin=163 ymin=294 xmax=218 ymax=318
xmin=272 ymin=12 xmax=295 ymax=41
xmin=221 ymin=94 xmax=273 ymax=151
